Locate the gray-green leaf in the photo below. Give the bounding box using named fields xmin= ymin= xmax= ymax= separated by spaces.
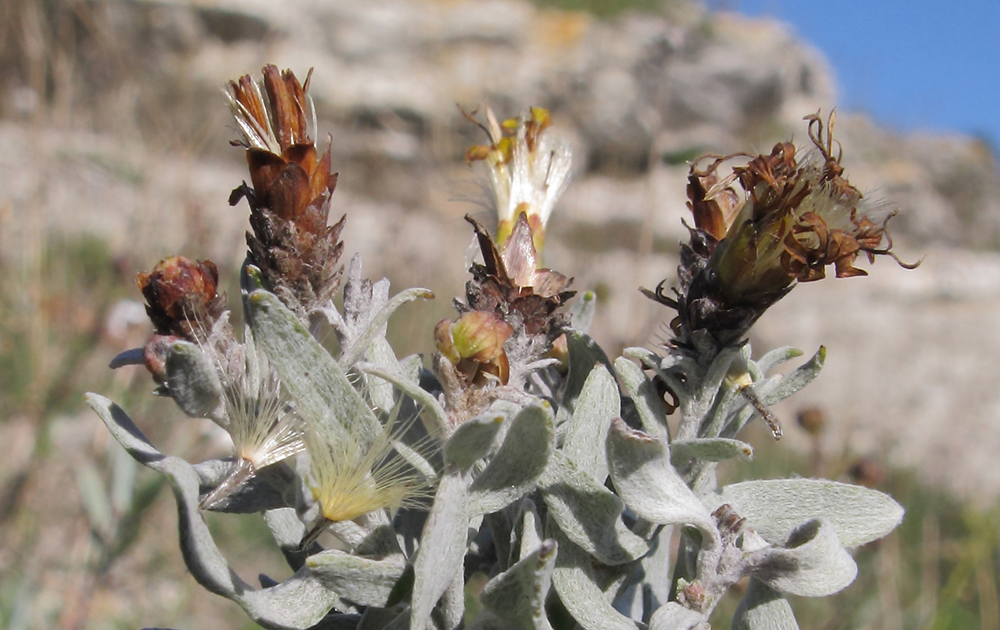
xmin=607 ymin=419 xmax=715 ymax=537
xmin=708 ymin=478 xmax=904 ymax=547
xmin=732 ymin=579 xmax=800 ymax=630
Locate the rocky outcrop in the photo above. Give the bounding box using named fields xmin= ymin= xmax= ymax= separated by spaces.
xmin=3 ymin=0 xmax=1000 ymax=498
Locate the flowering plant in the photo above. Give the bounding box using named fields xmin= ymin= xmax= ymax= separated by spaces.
xmin=88 ymin=66 xmax=913 ymax=630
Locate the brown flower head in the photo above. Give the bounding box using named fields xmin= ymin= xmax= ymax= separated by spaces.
xmin=226 ymin=65 xmax=345 ymax=315
xmin=138 ymin=255 xmax=225 ymax=340
xmin=135 ymin=255 xmax=226 ymax=383
xmin=647 ymin=111 xmax=918 ymax=349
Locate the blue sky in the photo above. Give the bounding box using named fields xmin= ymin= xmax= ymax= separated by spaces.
xmin=731 ymin=0 xmax=1000 ymax=151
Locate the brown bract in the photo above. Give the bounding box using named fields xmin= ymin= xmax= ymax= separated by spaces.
xmin=226 ymin=65 xmax=345 ymax=315
xmin=463 ymin=213 xmax=574 ymax=344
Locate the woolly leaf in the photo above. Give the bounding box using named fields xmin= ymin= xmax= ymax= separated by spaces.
xmin=563 ymin=364 xmax=618 ymax=484
xmin=568 ymin=290 xmax=597 ymax=333
xmin=562 ymin=331 xmax=615 ymax=412
xmin=307 ymin=552 xmax=405 ymax=607
xmin=263 ymin=508 xmax=320 ymax=572
xmin=615 ymin=356 xmax=668 ymax=439
xmin=471 ymin=540 xmax=558 ymax=630
xmin=164 ymin=340 xmax=224 ymax=421
xmin=410 ymin=471 xmax=471 ymax=630
xmin=549 ymin=523 xmax=643 ymax=630
xmin=670 ymin=438 xmax=753 ymax=465
xmin=339 ymin=286 xmax=435 ymax=367
xmin=648 ymin=603 xmax=706 ymax=630
xmin=468 ymin=404 xmax=554 ymax=515
xmin=539 ymin=452 xmax=650 ymax=566
xmin=607 ymin=419 xmax=715 ymax=536
xmin=357 ymin=361 xmax=449 ymax=438
xmin=759 ymin=346 xmax=825 ymax=406
xmin=708 ymin=479 xmax=904 ymax=547
xmin=88 ymin=394 xmax=346 ymax=629
xmin=444 ymin=413 xmax=504 ymax=472
xmin=732 ymin=579 xmax=800 ymax=630
xmin=755 ymin=346 xmax=804 ymax=375
xmin=247 ymin=289 xmax=381 ymax=449
xmin=752 ymin=519 xmax=857 ymax=597
xmin=363 ymin=337 xmax=401 ymax=414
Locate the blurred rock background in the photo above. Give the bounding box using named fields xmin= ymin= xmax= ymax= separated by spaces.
xmin=2 ymin=0 xmax=999 ymax=627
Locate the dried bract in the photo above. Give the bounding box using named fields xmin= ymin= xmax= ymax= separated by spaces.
xmin=226 ymin=65 xmax=345 ymax=315
xmin=649 ymin=111 xmax=918 ymax=349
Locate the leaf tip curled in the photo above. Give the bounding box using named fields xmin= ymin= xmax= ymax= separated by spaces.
xmin=817 ymin=345 xmax=827 ymax=362
xmin=609 ymin=417 xmax=655 ymax=443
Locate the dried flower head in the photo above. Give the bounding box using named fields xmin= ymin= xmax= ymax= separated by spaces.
xmin=465 ymin=105 xmax=572 ymax=253
xmin=135 ymin=255 xmax=226 ymax=383
xmin=648 ymin=111 xmax=918 ymax=349
xmin=137 ymin=255 xmax=225 ymax=340
xmin=462 ymin=214 xmax=575 ymax=353
xmin=226 ymin=65 xmax=345 ymax=316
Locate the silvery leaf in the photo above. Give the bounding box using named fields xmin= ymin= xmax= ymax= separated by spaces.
xmin=758 ymin=346 xmax=825 ymax=407
xmin=549 ymin=523 xmax=643 ymax=630
xmin=339 ymin=286 xmax=435 ymax=368
xmin=410 ymin=471 xmax=471 ymax=630
xmin=193 ymin=459 xmax=293 ymax=513
xmin=562 ymin=331 xmax=615 ymax=412
xmin=750 ymin=519 xmax=857 ymax=597
xmin=539 ymin=452 xmax=650 ymax=566
xmin=307 ymin=551 xmax=405 ymax=607
xmin=755 ymin=347 xmax=804 ymax=375
xmin=607 ymin=420 xmax=715 ymax=537
xmin=247 ymin=289 xmax=381 ymax=449
xmin=86 ymin=394 xmax=346 ymax=628
xmin=684 ymin=346 xmax=740 ymax=432
xmin=562 ymin=364 xmax=618 ymax=484
xmin=568 ymin=290 xmax=597 ymax=333
xmin=356 ymin=361 xmax=449 ymax=438
xmin=467 ymin=404 xmax=554 ymax=515
xmin=263 ymin=508 xmax=320 ymax=572
xmin=513 ymin=499 xmax=544 ymax=563
xmin=670 ymin=439 xmax=753 ymax=465
xmin=648 ymin=602 xmax=706 ymax=630
xmin=614 ymin=357 xmax=668 ymax=440
xmin=707 ymin=478 xmax=904 ymax=547
xmin=364 ymin=337 xmax=401 ymax=414
xmin=732 ymin=579 xmax=799 ymax=630
xmin=164 ymin=340 xmax=224 ymax=421
xmin=444 ymin=413 xmax=504 ymax=472
xmin=470 ymin=540 xmax=558 ymax=630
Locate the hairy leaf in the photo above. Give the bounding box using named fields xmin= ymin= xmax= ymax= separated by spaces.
xmin=708 ymin=478 xmax=904 ymax=547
